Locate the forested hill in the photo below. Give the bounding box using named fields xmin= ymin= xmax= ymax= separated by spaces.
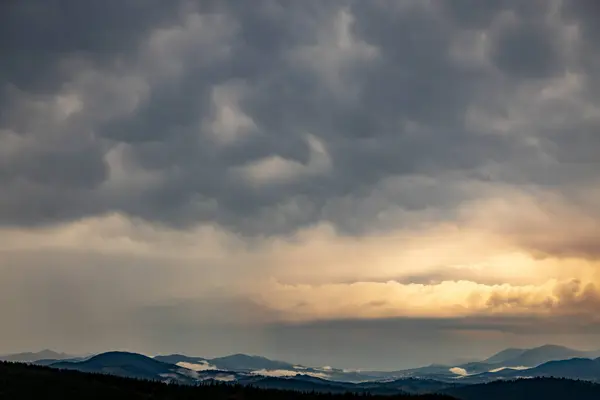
xmin=443 ymin=377 xmax=600 ymax=400
xmin=3 ymin=361 xmax=600 ymax=400
xmin=0 ymin=361 xmax=451 ymax=400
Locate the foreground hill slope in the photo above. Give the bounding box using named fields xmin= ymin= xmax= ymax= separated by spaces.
xmin=0 ymin=361 xmax=452 ymax=400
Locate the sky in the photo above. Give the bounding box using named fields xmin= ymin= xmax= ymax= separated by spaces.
xmin=1 ymin=0 xmax=600 ymax=370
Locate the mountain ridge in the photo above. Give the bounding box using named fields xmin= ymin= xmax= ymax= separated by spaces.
xmin=5 ymin=343 xmax=600 ymax=384
xmin=51 ymin=351 xmax=198 ymax=384
xmin=0 ymin=349 xmax=73 ymax=362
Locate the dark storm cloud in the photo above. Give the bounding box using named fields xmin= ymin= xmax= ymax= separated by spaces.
xmin=0 ymin=0 xmax=182 ymax=94
xmin=263 ymin=312 xmax=600 ymax=369
xmin=491 ymin=20 xmax=563 ymax=79
xmin=0 ymin=0 xmax=598 ymax=237
xmin=268 ymin=313 xmax=600 ymax=341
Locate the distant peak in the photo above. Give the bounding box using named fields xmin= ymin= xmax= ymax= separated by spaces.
xmin=534 ymin=344 xmax=573 ymax=350
xmin=88 ymin=351 xmax=152 ymax=361
xmin=522 ymin=345 xmax=580 ymax=355
xmin=220 ymin=353 xmax=264 ymax=360
xmin=94 ymin=351 xmax=145 ymax=356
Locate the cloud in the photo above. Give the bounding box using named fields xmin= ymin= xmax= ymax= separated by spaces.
xmin=2 ymin=0 xmax=597 ymax=237
xmin=254 ymin=277 xmax=600 ymax=323
xmin=449 ymin=367 xmax=469 ymax=376
xmin=204 ymin=81 xmax=257 ymax=145
xmin=235 ymin=134 xmax=332 ymax=186
xmin=250 ymin=369 xmax=330 ymax=379
xmin=0 ymin=205 xmax=598 ymax=328
xmin=1 ymin=0 xmax=600 ymax=369
xmin=489 ymin=366 xmax=530 ymax=373
xmin=176 ymin=361 xmax=217 ymax=372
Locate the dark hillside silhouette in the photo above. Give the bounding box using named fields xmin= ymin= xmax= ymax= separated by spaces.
xmin=444 ymin=377 xmax=600 ymax=400
xmin=0 ymin=361 xmax=452 ymax=400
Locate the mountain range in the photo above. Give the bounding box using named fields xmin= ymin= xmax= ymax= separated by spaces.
xmin=381 ymin=344 xmax=600 ymax=379
xmin=483 ymin=344 xmax=600 ymax=367
xmin=4 ymin=344 xmax=600 ymax=394
xmin=468 ymin=357 xmax=600 ymax=383
xmin=0 ymin=349 xmax=74 ymax=363
xmin=5 ymin=360 xmax=600 ymax=400
xmin=51 ymin=352 xmax=200 ymax=384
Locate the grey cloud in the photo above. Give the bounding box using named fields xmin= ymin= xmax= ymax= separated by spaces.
xmin=490 ymin=20 xmax=563 ymax=79
xmin=0 ymin=0 xmax=598 ymax=238
xmin=440 ymin=0 xmax=511 ymax=29
xmin=0 ymin=0 xmax=182 ymax=96
xmin=1 ymin=249 xmax=600 ymax=369
xmin=263 ymin=313 xmax=600 ymax=369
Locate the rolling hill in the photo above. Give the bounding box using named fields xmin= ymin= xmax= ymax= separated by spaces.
xmin=496 ymin=345 xmax=596 ymax=367
xmin=474 ymin=357 xmax=600 ymax=382
xmin=0 ymin=349 xmax=74 ymax=363
xmin=51 ymin=351 xmax=198 ymax=384
xmin=6 ymin=343 xmax=600 ymax=386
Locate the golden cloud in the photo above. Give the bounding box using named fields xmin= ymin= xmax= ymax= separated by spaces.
xmin=0 ymin=184 xmax=598 ymax=324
